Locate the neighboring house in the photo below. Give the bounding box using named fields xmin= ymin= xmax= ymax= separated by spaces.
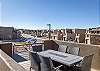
xmin=36 ymin=30 xmax=42 ymax=37
xmin=85 ymin=28 xmax=100 ymax=45
xmin=51 ymin=29 xmax=63 ymax=40
xmin=73 ymin=29 xmax=86 ymax=43
xmin=0 ymin=26 xmax=17 ymax=40
xmin=51 ymin=29 xmax=75 ymax=41
xmin=63 ymin=29 xmax=75 ymax=41
xmin=61 ymin=29 xmax=66 ymax=35
xmin=51 ymin=29 xmax=58 ymax=40
xmin=41 ymin=30 xmax=48 ymax=37
xmin=51 ymin=34 xmax=58 ymax=40
xmin=21 ymin=29 xmax=49 ymax=37
xmin=85 ymin=34 xmax=100 ymax=45
xmin=57 ymin=30 xmax=63 ymax=40
xmin=15 ymin=29 xmax=23 ymax=38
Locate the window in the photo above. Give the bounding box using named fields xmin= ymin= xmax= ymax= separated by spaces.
xmin=97 ymin=31 xmax=100 ymax=34
xmin=76 ymin=38 xmax=78 ymax=42
xmin=87 ymin=35 xmax=89 ymax=37
xmin=54 ymin=36 xmax=55 ymax=39
xmin=86 ymin=39 xmax=89 ymax=44
xmin=76 ymin=34 xmax=78 ymax=36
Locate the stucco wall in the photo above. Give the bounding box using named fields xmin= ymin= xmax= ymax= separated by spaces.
xmin=0 ymin=57 xmax=11 ymax=71
xmin=0 ymin=43 xmax=12 ymax=57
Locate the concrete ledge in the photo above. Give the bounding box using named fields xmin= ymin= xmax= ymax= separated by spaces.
xmin=0 ymin=49 xmax=27 ymax=71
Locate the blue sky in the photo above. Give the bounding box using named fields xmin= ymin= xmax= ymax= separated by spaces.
xmin=0 ymin=0 xmax=100 ymax=29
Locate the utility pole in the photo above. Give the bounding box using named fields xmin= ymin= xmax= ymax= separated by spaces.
xmin=47 ymin=24 xmax=51 ymax=40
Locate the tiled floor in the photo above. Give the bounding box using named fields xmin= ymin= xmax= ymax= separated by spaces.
xmin=91 ymin=68 xmax=100 ymax=71
xmin=18 ymin=60 xmax=99 ymax=71
xmin=14 ymin=50 xmax=100 ymax=71
xmin=18 ymin=60 xmax=35 ymax=71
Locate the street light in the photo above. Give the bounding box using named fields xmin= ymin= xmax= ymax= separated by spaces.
xmin=47 ymin=24 xmax=51 ymax=40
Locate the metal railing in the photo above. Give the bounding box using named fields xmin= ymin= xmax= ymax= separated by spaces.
xmin=13 ymin=43 xmax=44 ymax=52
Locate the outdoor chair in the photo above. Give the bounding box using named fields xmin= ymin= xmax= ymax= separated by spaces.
xmin=67 ymin=47 xmax=80 ymax=55
xmin=58 ymin=45 xmax=68 ymax=52
xmin=24 ymin=47 xmax=41 ymax=71
xmin=39 ymin=55 xmax=63 ymax=71
xmin=32 ymin=44 xmax=42 ymax=52
xmin=29 ymin=51 xmax=41 ymax=71
xmin=73 ymin=54 xmax=94 ymax=71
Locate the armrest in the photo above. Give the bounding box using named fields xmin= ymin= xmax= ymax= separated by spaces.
xmin=53 ymin=65 xmax=63 ymax=71
xmin=74 ymin=59 xmax=83 ymax=67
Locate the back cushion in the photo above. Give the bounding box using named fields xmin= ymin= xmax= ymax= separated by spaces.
xmin=58 ymin=45 xmax=67 ymax=52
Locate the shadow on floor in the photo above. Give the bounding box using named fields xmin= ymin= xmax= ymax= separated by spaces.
xmin=12 ymin=53 xmax=27 ymax=62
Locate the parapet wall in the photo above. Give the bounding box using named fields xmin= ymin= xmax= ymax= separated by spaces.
xmin=0 ymin=57 xmax=11 ymax=71
xmin=54 ymin=40 xmax=100 ymax=56
xmin=0 ymin=49 xmax=26 ymax=71
xmin=0 ymin=42 xmax=12 ymax=57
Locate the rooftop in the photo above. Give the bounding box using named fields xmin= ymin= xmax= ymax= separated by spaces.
xmin=0 ymin=40 xmax=100 ymax=71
